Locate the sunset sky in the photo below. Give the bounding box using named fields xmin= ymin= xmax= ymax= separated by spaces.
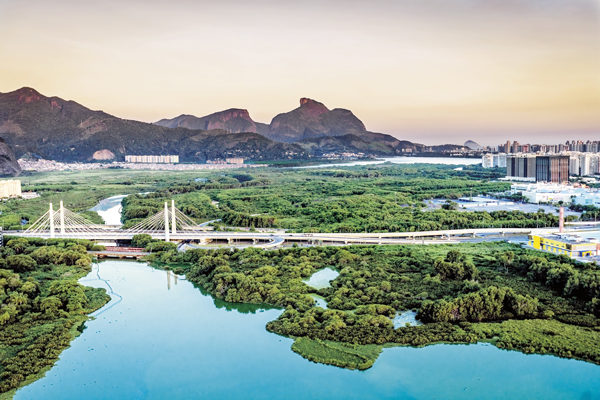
xmin=0 ymin=0 xmax=598 ymax=145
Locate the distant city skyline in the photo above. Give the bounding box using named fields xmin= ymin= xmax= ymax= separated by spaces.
xmin=0 ymin=0 xmax=598 ymax=145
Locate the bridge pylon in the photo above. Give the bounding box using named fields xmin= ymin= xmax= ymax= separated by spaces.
xmin=164 ymin=201 xmax=170 ymax=242
xmin=24 ymin=201 xmax=104 ymax=237
xmin=125 ymin=200 xmax=207 ymax=241
xmin=171 ymin=200 xmax=176 ymax=235
xmin=49 ymin=203 xmax=55 ymax=238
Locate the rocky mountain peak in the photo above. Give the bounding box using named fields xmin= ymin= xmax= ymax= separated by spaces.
xmin=299 ymin=98 xmax=329 ymax=115
xmin=219 ymin=108 xmax=251 ymax=120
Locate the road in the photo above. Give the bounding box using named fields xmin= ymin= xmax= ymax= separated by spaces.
xmin=6 ymin=226 xmax=559 ymax=248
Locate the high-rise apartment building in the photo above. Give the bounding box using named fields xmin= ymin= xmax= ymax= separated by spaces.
xmin=506 ymin=154 xmax=536 ymax=180
xmin=535 ymin=156 xmax=569 ymax=183
xmin=512 ymin=141 xmax=520 ymax=153
xmin=505 ymin=155 xmax=570 ymax=183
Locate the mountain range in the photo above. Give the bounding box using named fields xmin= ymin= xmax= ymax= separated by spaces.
xmin=0 ymin=87 xmax=433 ymax=163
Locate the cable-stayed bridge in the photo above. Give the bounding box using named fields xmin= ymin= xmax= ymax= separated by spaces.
xmin=14 ymin=200 xmax=285 ymax=248
xmin=6 ymin=200 xmax=555 ymax=248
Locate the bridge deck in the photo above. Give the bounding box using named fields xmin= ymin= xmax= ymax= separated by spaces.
xmin=6 ymin=226 xmax=554 ymax=248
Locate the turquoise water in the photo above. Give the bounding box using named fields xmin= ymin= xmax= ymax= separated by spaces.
xmin=15 ymin=261 xmax=600 ymax=400
xmin=309 ymin=293 xmax=329 ymax=308
xmin=303 ymin=267 xmax=340 ymax=289
xmin=393 ymin=310 xmax=422 ymax=328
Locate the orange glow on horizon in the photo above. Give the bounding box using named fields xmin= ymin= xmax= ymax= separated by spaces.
xmin=0 ymin=0 xmax=598 ymax=144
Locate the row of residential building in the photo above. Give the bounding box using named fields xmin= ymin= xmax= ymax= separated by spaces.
xmin=503 ymin=155 xmax=570 ymax=183
xmin=499 ymin=140 xmax=600 ymax=154
xmin=483 ymin=152 xmax=600 ymax=180
xmin=124 ymin=155 xmax=180 ymax=164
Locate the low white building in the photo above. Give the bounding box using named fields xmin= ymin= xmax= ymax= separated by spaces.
xmin=0 ymin=180 xmax=21 ymax=198
xmin=511 ymin=182 xmax=600 ymax=205
xmin=573 ymin=192 xmax=600 ymax=208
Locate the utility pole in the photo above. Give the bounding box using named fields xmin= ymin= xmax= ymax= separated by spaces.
xmin=164 ymin=202 xmax=170 ymax=242
xmin=59 ymin=200 xmax=65 ymax=235
xmin=49 ymin=203 xmax=55 ymax=238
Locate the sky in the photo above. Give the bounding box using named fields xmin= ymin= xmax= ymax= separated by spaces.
xmin=0 ymin=0 xmax=598 ymax=145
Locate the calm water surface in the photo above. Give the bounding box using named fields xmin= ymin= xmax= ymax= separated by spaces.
xmin=298 ymin=156 xmax=481 ymax=169
xmin=89 ymin=194 xmax=127 ymax=225
xmin=15 ymin=261 xmax=600 ymax=400
xmin=303 ymin=267 xmax=339 ymax=289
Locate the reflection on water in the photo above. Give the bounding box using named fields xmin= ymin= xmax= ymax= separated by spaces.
xmin=15 ymin=261 xmax=600 ymax=400
xmin=166 ymin=269 xmax=179 ymax=290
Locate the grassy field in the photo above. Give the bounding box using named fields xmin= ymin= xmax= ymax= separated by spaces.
xmin=291 ymin=337 xmax=382 ymax=370
xmin=4 ymin=164 xmax=520 ymax=232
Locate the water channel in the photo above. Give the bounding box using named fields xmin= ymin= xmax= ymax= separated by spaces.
xmin=15 ymin=260 xmax=600 ymax=399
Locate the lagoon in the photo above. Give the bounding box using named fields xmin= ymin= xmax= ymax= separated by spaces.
xmin=298 ymin=156 xmax=481 ymax=169
xmin=15 ymin=260 xmax=600 ymax=400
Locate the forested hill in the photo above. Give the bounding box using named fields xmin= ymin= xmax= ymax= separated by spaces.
xmin=0 ymin=88 xmax=424 ymax=162
xmin=0 ymin=88 xmax=304 ymax=162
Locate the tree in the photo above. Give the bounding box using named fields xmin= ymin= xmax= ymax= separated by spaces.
xmin=30 ymin=246 xmax=62 ymax=265
xmin=131 ymin=234 xmax=153 ymax=248
xmin=6 ymin=255 xmax=37 ymax=272
xmin=48 ymin=281 xmax=87 ymax=312
xmin=499 ymin=251 xmax=515 ymax=274
xmin=40 ymin=296 xmax=63 ymax=317
xmin=434 ymin=250 xmax=478 ymax=280
xmin=6 ymin=238 xmax=29 ymax=254
xmin=442 ymin=201 xmax=458 ymax=210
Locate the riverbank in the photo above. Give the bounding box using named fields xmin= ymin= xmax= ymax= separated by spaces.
xmin=150 ymin=242 xmax=600 ymax=370
xmin=14 ymin=259 xmax=600 ymax=399
xmin=0 ymin=238 xmax=110 ymax=398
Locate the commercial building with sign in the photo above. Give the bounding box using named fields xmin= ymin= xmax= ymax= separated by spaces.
xmin=528 ymin=233 xmax=599 ymax=258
